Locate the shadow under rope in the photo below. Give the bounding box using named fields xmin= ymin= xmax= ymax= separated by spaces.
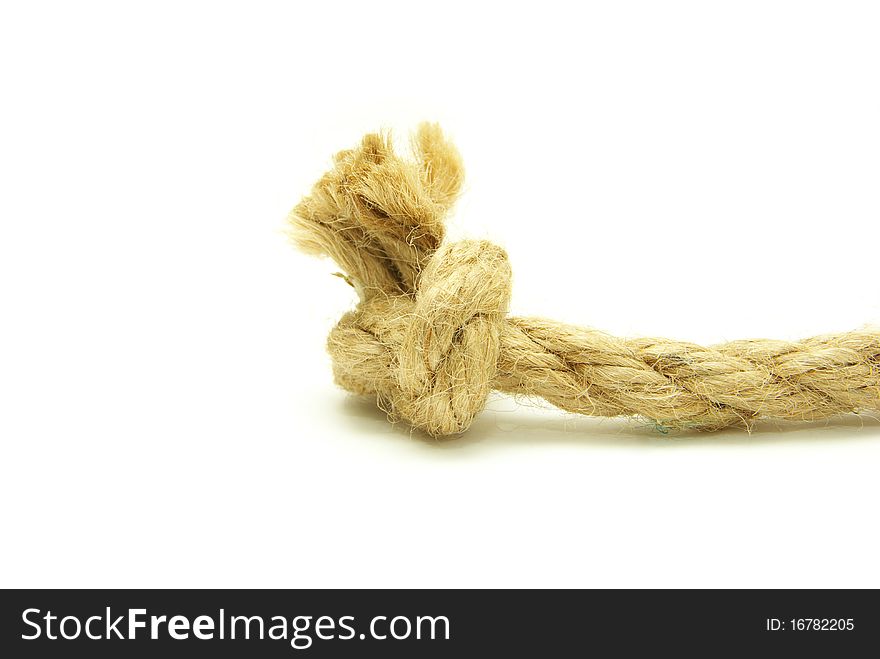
xmin=335 ymin=392 xmax=880 ymax=451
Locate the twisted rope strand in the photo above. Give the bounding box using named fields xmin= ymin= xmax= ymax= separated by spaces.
xmin=289 ymin=125 xmax=880 ymax=437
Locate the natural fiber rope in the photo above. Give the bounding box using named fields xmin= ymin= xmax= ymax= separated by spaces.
xmin=289 ymin=124 xmax=880 ymax=437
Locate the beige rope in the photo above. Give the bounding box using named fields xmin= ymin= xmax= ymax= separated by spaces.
xmin=289 ymin=124 xmax=880 ymax=437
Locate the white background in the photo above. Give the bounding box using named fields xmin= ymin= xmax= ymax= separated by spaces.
xmin=2 ymin=1 xmax=879 ymax=588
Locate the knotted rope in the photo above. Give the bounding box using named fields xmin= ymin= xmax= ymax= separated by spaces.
xmin=289 ymin=124 xmax=880 ymax=437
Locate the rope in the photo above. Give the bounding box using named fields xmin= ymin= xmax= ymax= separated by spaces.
xmin=289 ymin=124 xmax=880 ymax=437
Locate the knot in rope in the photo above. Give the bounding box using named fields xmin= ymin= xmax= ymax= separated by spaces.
xmin=289 ymin=124 xmax=880 ymax=437
xmin=395 ymin=239 xmax=511 ymax=435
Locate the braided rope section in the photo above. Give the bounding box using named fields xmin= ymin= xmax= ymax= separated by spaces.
xmin=289 ymin=124 xmax=880 ymax=437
